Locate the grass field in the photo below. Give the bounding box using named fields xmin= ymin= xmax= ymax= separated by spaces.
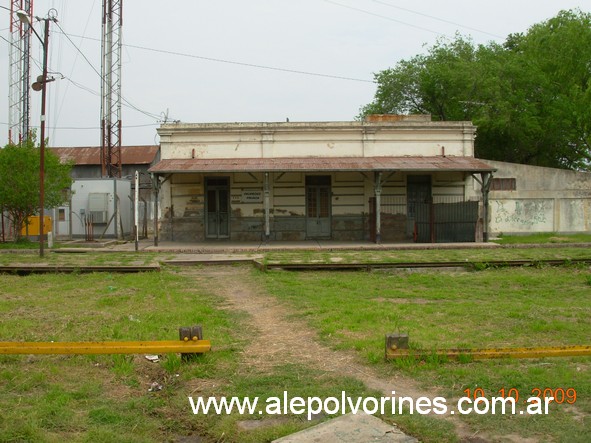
xmin=264 ymin=245 xmax=591 ymax=265
xmin=0 ymin=270 xmax=243 ymax=441
xmin=0 ymin=248 xmax=590 ymax=442
xmin=259 ymin=265 xmax=591 ymax=441
xmin=0 ymin=267 xmax=386 ymax=442
xmin=491 ymin=233 xmax=591 ymax=244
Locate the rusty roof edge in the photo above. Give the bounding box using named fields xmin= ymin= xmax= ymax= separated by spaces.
xmin=148 ymin=156 xmax=495 ymax=173
xmin=50 ymin=146 xmax=159 ymax=165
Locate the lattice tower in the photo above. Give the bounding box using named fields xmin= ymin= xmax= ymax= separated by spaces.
xmin=100 ymin=0 xmax=122 ymax=177
xmin=8 ymin=0 xmax=32 ymax=144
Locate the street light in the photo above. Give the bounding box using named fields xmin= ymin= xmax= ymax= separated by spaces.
xmin=16 ymin=9 xmax=57 ymax=258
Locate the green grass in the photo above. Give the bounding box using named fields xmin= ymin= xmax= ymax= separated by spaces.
xmin=1 ymin=249 xmax=590 ymax=442
xmin=0 ymin=237 xmax=42 ymax=249
xmin=0 ymin=270 xmax=247 ymax=442
xmin=1 ymin=267 xmax=409 ymax=442
xmin=258 ymin=266 xmax=591 ymax=442
xmin=492 ymin=232 xmax=591 ymax=244
xmin=264 ymin=246 xmax=591 ymax=265
xmin=0 ymin=251 xmax=161 ymax=266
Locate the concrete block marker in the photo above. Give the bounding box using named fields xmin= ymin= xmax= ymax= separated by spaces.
xmin=272 ymin=413 xmax=417 ymax=443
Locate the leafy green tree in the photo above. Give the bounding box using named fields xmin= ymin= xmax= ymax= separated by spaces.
xmin=0 ymin=138 xmax=72 ymax=241
xmin=360 ymin=9 xmax=591 ymax=170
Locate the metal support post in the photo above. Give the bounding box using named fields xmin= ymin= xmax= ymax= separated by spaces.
xmin=480 ymin=172 xmax=492 ymax=242
xmin=264 ymin=172 xmax=270 ymax=241
xmin=152 ymin=173 xmax=159 ymax=246
xmin=374 ymin=171 xmax=382 ymax=244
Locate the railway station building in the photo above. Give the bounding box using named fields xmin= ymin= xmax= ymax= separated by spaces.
xmin=149 ymin=115 xmax=496 ymax=243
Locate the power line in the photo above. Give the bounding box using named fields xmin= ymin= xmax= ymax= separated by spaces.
xmin=322 ymin=0 xmax=445 ymax=36
xmin=366 ymin=0 xmax=504 ymax=39
xmin=52 ymin=0 xmax=100 ymax=143
xmin=124 ymin=42 xmax=376 ymax=84
xmin=53 ymin=21 xmax=163 ymax=121
xmin=64 ymin=76 xmax=162 ymax=120
xmin=0 ymin=120 xmax=158 ymax=130
xmin=56 ymin=31 xmax=375 ymax=84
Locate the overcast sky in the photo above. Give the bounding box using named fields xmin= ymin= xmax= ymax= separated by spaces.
xmin=0 ymin=0 xmax=587 ymax=147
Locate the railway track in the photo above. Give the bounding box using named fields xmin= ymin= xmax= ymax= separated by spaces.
xmin=256 ymin=258 xmax=591 ymax=271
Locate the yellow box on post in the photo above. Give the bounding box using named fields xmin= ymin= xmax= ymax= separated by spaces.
xmin=21 ymin=216 xmax=52 ymax=236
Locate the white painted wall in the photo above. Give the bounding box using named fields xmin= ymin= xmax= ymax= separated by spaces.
xmin=68 ymin=179 xmax=133 ymax=238
xmin=474 ymin=161 xmax=591 ymax=234
xmin=157 ymin=120 xmax=476 ymax=160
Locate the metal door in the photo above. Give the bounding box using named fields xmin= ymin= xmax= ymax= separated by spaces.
xmin=205 ymin=178 xmax=229 ymax=239
xmin=306 ymin=176 xmax=331 ymax=238
xmin=407 ymin=175 xmax=432 ymax=242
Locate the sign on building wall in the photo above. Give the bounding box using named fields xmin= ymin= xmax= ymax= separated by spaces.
xmin=240 ymin=190 xmax=263 ymax=203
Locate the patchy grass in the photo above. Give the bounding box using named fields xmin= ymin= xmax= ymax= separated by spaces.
xmin=258 ymin=266 xmax=591 ymax=442
xmin=0 ymin=238 xmax=43 ymax=249
xmin=1 ymin=267 xmax=430 ymax=442
xmin=492 ymin=232 xmax=591 ymax=244
xmin=264 ymin=246 xmax=591 ymax=265
xmin=0 ymin=251 xmax=161 ymax=266
xmin=2 ymin=248 xmax=590 ymax=442
xmin=0 ymin=270 xmax=247 ymax=442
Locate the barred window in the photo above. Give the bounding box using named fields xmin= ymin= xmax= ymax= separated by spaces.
xmin=490 ymin=178 xmax=516 ymax=191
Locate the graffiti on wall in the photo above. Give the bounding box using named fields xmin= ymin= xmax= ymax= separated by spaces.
xmin=494 ymin=200 xmax=549 ymax=226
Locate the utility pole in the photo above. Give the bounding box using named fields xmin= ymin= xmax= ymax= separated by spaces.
xmin=16 ymin=9 xmax=57 ymax=257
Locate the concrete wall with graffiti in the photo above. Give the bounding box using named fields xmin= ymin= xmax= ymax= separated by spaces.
xmin=479 ymin=161 xmax=591 ymax=235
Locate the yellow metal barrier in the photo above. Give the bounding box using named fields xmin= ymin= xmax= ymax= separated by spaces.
xmin=385 ymin=334 xmax=591 ymax=360
xmin=386 ymin=345 xmax=591 ymax=360
xmin=0 ymin=340 xmax=211 ymax=355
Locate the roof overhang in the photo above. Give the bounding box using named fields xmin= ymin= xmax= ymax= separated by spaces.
xmin=50 ymin=146 xmax=159 ymax=166
xmin=149 ymin=156 xmax=496 ymax=174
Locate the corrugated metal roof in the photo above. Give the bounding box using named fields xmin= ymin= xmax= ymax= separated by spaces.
xmin=149 ymin=156 xmax=495 ymax=173
xmin=50 ymin=146 xmax=158 ymax=165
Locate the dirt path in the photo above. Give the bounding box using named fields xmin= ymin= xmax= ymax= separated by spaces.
xmin=184 ymin=265 xmax=483 ymax=441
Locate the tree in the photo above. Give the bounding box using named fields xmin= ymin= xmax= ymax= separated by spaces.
xmin=359 ymin=9 xmax=591 ymax=170
xmin=0 ymin=138 xmax=72 ymax=241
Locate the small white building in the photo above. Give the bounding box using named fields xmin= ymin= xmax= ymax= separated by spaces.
xmin=149 ymin=116 xmax=495 ymax=243
xmin=53 ymin=178 xmax=133 ymax=240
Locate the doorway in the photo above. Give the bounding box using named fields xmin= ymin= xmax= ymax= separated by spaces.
xmin=306 ymin=176 xmax=331 ymax=238
xmin=205 ymin=177 xmax=230 ymax=239
xmin=407 ymin=175 xmax=432 ymax=241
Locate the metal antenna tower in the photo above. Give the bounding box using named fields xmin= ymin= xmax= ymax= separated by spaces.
xmin=8 ymin=0 xmax=32 ymax=144
xmin=100 ymin=0 xmax=122 ymax=177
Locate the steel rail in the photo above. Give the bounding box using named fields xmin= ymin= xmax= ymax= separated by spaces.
xmin=386 ymin=345 xmax=591 ymax=360
xmin=260 ymin=258 xmax=591 ymax=271
xmin=0 ymin=264 xmax=160 ymax=274
xmin=0 ymin=339 xmax=211 ymax=355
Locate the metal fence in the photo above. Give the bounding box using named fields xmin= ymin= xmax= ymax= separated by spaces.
xmin=372 ymin=195 xmax=480 ymax=243
xmin=414 ymin=200 xmax=480 ymax=243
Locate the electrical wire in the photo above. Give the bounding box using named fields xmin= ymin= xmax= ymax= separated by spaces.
xmin=50 ymin=0 xmax=100 ymax=142
xmin=63 ymin=76 xmax=164 ymax=119
xmin=56 ymin=31 xmax=375 ymax=84
xmin=53 ymin=21 xmax=164 ymax=121
xmin=366 ymin=0 xmax=504 ymax=39
xmin=123 ymin=42 xmax=375 ymax=84
xmin=322 ymin=0 xmax=445 ymax=36
xmin=0 ymin=120 xmax=158 ymax=130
